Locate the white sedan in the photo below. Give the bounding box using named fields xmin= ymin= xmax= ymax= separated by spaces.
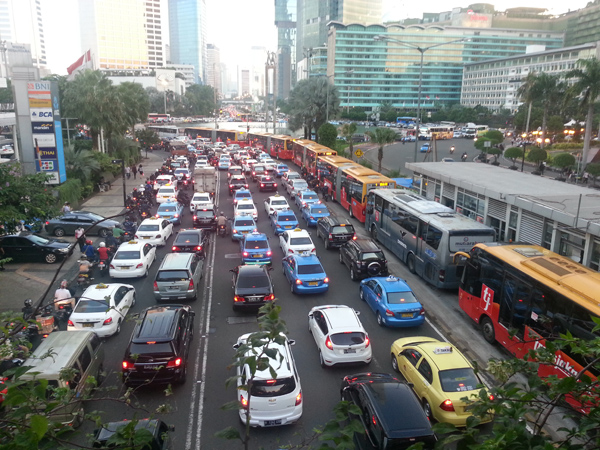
xmin=134 ymin=217 xmax=173 ymax=246
xmin=156 ymin=186 xmax=178 ymax=204
xmin=234 ymin=199 xmax=258 ymax=221
xmin=264 ymin=194 xmax=290 ymax=215
xmin=109 ymin=240 xmax=157 ymax=279
xmin=279 ymin=228 xmax=316 ymax=255
xmin=189 ymin=192 xmax=213 ymax=212
xmin=67 ymin=283 xmax=136 ymax=337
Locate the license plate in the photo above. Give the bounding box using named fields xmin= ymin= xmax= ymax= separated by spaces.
xmin=168 ymin=286 xmax=179 ymax=291
xmin=143 ymin=236 xmax=151 ymax=239
xmin=402 ymin=313 xmax=413 ymax=318
xmin=248 ymin=297 xmax=261 ymax=302
xmin=264 ymin=420 xmax=282 ymax=426
xmin=82 ymin=323 xmax=94 ymax=328
xmin=143 ymin=365 xmax=157 ymax=370
xmin=344 ymin=348 xmax=356 ymax=354
xmin=284 ymin=225 xmax=292 ymax=229
xmin=242 ymin=231 xmax=248 ymax=234
xmin=120 ymin=266 xmax=131 ymax=270
xmin=254 ymin=254 xmax=263 ymax=258
xmin=308 ymin=281 xmax=318 ymax=286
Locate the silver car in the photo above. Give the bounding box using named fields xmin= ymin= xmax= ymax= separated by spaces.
xmin=153 ymin=253 xmax=203 ymax=301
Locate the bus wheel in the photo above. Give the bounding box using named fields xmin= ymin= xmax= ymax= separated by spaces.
xmin=481 ymin=317 xmax=496 ymax=344
xmin=370 ymin=226 xmax=378 ymax=241
xmin=406 ymin=254 xmax=416 ymax=274
xmin=348 ymin=207 xmax=354 ymax=218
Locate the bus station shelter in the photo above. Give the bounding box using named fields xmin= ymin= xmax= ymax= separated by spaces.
xmin=406 ymin=162 xmax=600 ymax=271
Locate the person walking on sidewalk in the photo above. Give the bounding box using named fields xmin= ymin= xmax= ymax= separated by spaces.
xmin=61 ymin=202 xmax=71 ymax=213
xmin=131 ymin=165 xmax=138 ymax=180
xmin=125 ymin=166 xmax=131 ymax=179
xmin=138 ymin=164 xmax=144 ymax=177
xmin=75 ymin=227 xmax=86 ymax=252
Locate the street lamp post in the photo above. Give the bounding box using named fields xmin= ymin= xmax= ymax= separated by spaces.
xmin=374 ymin=36 xmax=469 ymax=163
xmin=112 ymin=159 xmax=126 ymax=207
xmin=520 ymin=133 xmax=527 ymax=172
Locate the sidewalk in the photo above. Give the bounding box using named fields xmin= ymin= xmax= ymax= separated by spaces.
xmin=0 ymin=149 xmax=167 ymax=313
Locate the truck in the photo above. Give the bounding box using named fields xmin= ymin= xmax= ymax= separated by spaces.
xmin=170 ymin=142 xmax=190 ymax=157
xmin=193 ymin=167 xmax=217 ymax=196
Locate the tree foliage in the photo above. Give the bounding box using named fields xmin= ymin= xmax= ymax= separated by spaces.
xmin=551 ymin=152 xmax=576 ymax=171
xmin=338 ymin=123 xmax=357 ymax=161
xmin=504 ymin=147 xmax=524 ymax=166
xmin=135 ymin=128 xmax=160 ymax=149
xmin=366 ymin=127 xmax=397 ymax=173
xmin=287 ymin=78 xmax=340 ymax=139
xmin=527 ymin=147 xmax=548 ymax=165
xmin=184 ymin=84 xmax=216 ymax=116
xmin=318 ymin=123 xmax=337 ymax=148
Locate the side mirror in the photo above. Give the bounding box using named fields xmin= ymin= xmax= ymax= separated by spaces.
xmin=189 ymin=311 xmax=196 ymax=317
xmin=288 ymin=339 xmax=296 ymax=346
xmin=232 ymin=343 xmax=240 ymax=350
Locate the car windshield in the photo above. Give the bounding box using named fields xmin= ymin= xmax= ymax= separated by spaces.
xmin=290 ymin=237 xmax=311 ymax=246
xmin=156 ymin=270 xmax=189 ymax=281
xmin=387 ymin=291 xmax=419 ymax=304
xmin=129 ymin=342 xmax=173 ymax=356
xmin=193 ymin=195 xmax=210 ymax=202
xmin=331 ymin=332 xmax=365 ymax=346
xmin=237 ymin=204 xmax=254 ymax=210
xmin=439 ymin=368 xmax=479 ymax=392
xmin=84 ymin=212 xmax=105 ymax=222
xmin=138 ymin=224 xmax=159 ymax=232
xmin=175 ymin=234 xmax=199 ymax=245
xmin=159 ymin=188 xmax=175 ymax=194
xmin=175 ymin=169 xmax=188 ymax=175
xmin=250 ymin=377 xmax=296 ymax=397
xmin=75 ymin=299 xmax=109 ymax=313
xmin=278 ymin=215 xmax=295 ymax=222
xmin=302 ymin=193 xmax=318 ymax=200
xmin=245 ymin=240 xmax=268 ymax=249
xmin=114 ymin=251 xmax=141 ymax=260
xmin=156 ymin=179 xmax=170 ymax=185
xmin=237 ymin=275 xmax=270 ymax=289
xmin=29 ymin=234 xmax=51 ymax=245
xmin=158 ymin=205 xmax=178 ymax=213
xmin=297 ymin=264 xmax=323 ymax=275
xmin=332 ymin=226 xmax=353 ymax=233
xmin=195 ymin=210 xmax=214 ymax=218
xmin=361 ymin=251 xmax=384 ymax=260
xmin=235 ymin=219 xmax=254 ymax=227
xmin=311 ymin=208 xmax=327 ymax=214
xmin=272 ymin=200 xmax=287 ymax=206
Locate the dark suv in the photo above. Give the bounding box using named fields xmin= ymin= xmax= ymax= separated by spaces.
xmin=122 ymin=305 xmax=195 ymax=386
xmin=231 ymin=265 xmax=274 ymax=311
xmin=341 ymin=373 xmax=437 ymax=449
xmin=339 ymin=238 xmax=388 ymax=281
xmin=172 ymin=228 xmax=209 ymax=258
xmin=193 ymin=207 xmax=217 ymax=230
xmin=316 ymin=217 xmax=355 ymax=249
xmin=93 ymin=419 xmax=174 ymax=449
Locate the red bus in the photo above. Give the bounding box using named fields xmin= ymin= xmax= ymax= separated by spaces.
xmin=269 ymin=135 xmax=294 ymax=160
xmin=247 ymin=132 xmax=272 ymax=151
xmin=316 ymin=155 xmax=357 ymax=202
xmin=458 ymin=242 xmax=600 ymax=413
xmin=338 ymin=166 xmax=396 ymax=222
xmin=292 ymin=140 xmax=336 ymax=175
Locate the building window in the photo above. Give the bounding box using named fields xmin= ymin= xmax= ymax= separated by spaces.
xmin=590 ymin=240 xmax=600 ymax=271
xmin=559 ymin=231 xmax=586 ymax=264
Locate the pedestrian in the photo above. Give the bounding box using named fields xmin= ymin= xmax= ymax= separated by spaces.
xmin=138 ymin=164 xmax=144 ymax=177
xmin=125 ymin=166 xmax=131 ymax=180
xmin=583 ymin=171 xmax=589 ymax=184
xmin=538 ymin=162 xmax=545 ymax=175
xmin=61 ymin=202 xmax=71 ymax=213
xmin=131 ymin=164 xmax=137 ymax=180
xmin=75 ymin=226 xmax=86 ymax=252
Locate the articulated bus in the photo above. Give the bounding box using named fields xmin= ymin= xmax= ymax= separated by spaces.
xmin=147 ymin=113 xmax=170 ymax=123
xmin=269 ymin=135 xmax=294 ymax=160
xmin=365 ymin=189 xmax=495 ymax=288
xmin=148 ymin=126 xmax=180 ymax=139
xmin=216 ymin=129 xmax=246 ymax=143
xmin=339 ymin=167 xmax=396 ymax=223
xmin=316 ymin=155 xmax=358 ymax=202
xmin=292 ymin=140 xmax=336 ymax=175
xmin=185 ymin=127 xmax=213 ymax=141
xmin=247 ymin=132 xmax=272 ymax=151
xmin=429 ymin=125 xmax=454 ymax=140
xmin=458 ymin=242 xmax=600 ymax=413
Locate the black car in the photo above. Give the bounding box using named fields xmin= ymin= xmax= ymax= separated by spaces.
xmin=122 ymin=304 xmax=194 ymax=386
xmin=341 ymin=373 xmax=437 ymax=450
xmin=316 ymin=216 xmax=355 ymax=249
xmin=251 ymin=164 xmax=267 ymax=182
xmin=193 ymin=207 xmax=217 ymax=230
xmin=230 ymin=265 xmax=274 ymax=311
xmin=44 ymin=211 xmax=121 ymax=237
xmin=229 ymin=175 xmax=249 ymax=195
xmin=172 ymin=228 xmax=209 ymax=258
xmin=258 ymin=176 xmax=277 ymax=192
xmin=93 ymin=419 xmax=174 ymax=449
xmin=0 ymin=232 xmax=73 ymax=264
xmin=339 ymin=238 xmax=388 ymax=281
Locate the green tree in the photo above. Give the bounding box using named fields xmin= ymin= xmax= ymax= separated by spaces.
xmin=287 ymin=78 xmax=339 ymax=139
xmin=547 ymin=115 xmax=565 ymax=135
xmin=64 ymin=145 xmax=101 ymax=182
xmin=338 ymin=123 xmax=357 ymax=161
xmin=551 ymin=152 xmax=576 ymax=176
xmin=145 ymin=87 xmax=164 ymax=114
xmin=135 ymin=128 xmax=160 ymax=150
xmin=366 ymin=127 xmax=397 ymax=173
xmin=185 ymin=84 xmax=216 ymax=116
xmin=504 ymin=147 xmax=524 ymax=168
xmin=586 ymin=161 xmax=600 ymax=185
xmin=116 ymin=82 xmax=151 ymax=130
xmin=318 ymin=123 xmax=337 ymax=148
xmin=526 ymin=147 xmax=548 ymax=166
xmin=0 ymin=79 xmax=14 ymax=104
xmin=474 ymin=130 xmax=504 ymax=163
xmin=566 ymin=58 xmax=600 ymax=173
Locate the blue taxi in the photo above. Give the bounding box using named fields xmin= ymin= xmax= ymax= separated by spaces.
xmin=233 ymin=188 xmax=252 ymax=206
xmin=231 ymin=216 xmax=257 ymax=241
xmin=295 ymin=189 xmax=320 ymax=209
xmin=155 ymin=201 xmax=184 ymax=225
xmin=300 ymin=202 xmax=330 ymax=227
xmin=240 ymin=232 xmax=272 ymax=265
xmin=270 ymin=209 xmax=299 ymax=236
xmin=282 ymin=253 xmax=329 ymax=295
xmin=359 ymin=275 xmax=425 ymax=327
xmin=274 ymin=164 xmax=289 ymax=177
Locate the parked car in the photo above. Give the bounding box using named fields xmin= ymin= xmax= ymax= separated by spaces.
xmin=0 ymin=232 xmax=73 ymax=264
xmin=45 ymin=211 xmax=120 ymax=237
xmin=339 ymin=238 xmax=388 ymax=280
xmin=93 ymin=419 xmax=174 ymax=449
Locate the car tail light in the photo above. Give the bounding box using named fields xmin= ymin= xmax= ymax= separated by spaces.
xmin=172 ymin=246 xmax=180 ymax=251
xmin=45 ymin=221 xmax=49 ymax=225
xmin=266 ymin=251 xmax=272 ymax=256
xmin=325 ymin=336 xmax=333 ymax=350
xmin=420 ymin=307 xmax=425 ymax=316
xmin=234 ymin=295 xmax=244 ymax=303
xmin=439 ymin=269 xmax=446 ymax=282
xmin=288 ymin=249 xmax=294 ymax=253
xmin=229 ymin=185 xmax=233 ymax=188
xmin=67 ymin=320 xmax=74 ymax=327
xmin=243 ymin=252 xmax=248 ymax=257
xmin=295 ymin=279 xmax=302 ymax=285
xmin=328 ymin=233 xmax=333 ymax=240
xmin=245 ymin=184 xmax=248 ymax=188
xmin=295 ymin=390 xmax=302 ymax=406
xmin=385 ymin=309 xmax=394 ymax=317
xmin=188 ymin=279 xmax=194 ymax=290
xmin=196 ymin=246 xmax=202 ymax=252
xmin=324 ymin=277 xmax=329 ymax=283
xmin=167 ymin=358 xmax=182 ymax=368
xmin=309 ymin=216 xmax=314 ymax=220
xmin=193 ymin=216 xmax=197 ymax=220
xmin=440 ymin=399 xmax=455 ymax=412
xmin=110 ymin=264 xmax=115 ymax=269
xmin=174 ymin=214 xmax=179 ymax=218
xmin=122 ymin=361 xmax=132 ymax=369
xmin=311 ymin=248 xmax=316 ymax=253
xmin=103 ymin=317 xmax=113 ymax=326
xmin=365 ymin=335 xmax=370 ymax=348
xmin=136 ymin=263 xmax=143 ymax=269
xmin=153 ymin=281 xmax=158 ymax=291
xmin=240 ymin=395 xmax=248 ymax=410
xmin=155 ymin=234 xmax=161 ymax=238
xmin=155 ymin=214 xmax=160 ymax=218
xmin=260 ymin=184 xmax=264 ymax=187
xmin=264 ymin=293 xmax=274 ymax=301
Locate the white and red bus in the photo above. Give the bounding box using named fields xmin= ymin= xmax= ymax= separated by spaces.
xmin=148 ymin=113 xmax=171 ymax=123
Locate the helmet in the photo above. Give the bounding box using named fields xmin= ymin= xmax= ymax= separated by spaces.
xmin=24 ymin=298 xmax=33 ymax=307
xmin=220 ymin=211 xmax=224 ymax=216
xmin=86 ymin=239 xmax=93 ymax=245
xmin=99 ymin=242 xmax=106 ymax=248
xmin=80 ymin=255 xmax=88 ymax=260
xmin=133 ymin=188 xmax=138 ymax=192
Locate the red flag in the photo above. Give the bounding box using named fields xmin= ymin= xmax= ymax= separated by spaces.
xmin=435 ymin=96 xmax=439 ymax=99
xmin=426 ymin=96 xmax=430 ymax=99
xmin=67 ymin=50 xmax=93 ymax=75
xmin=67 ymin=54 xmax=85 ymax=75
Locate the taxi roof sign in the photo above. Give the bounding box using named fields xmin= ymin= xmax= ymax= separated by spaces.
xmin=433 ymin=346 xmax=453 ymax=355
xmin=95 ymin=283 xmax=109 ymax=289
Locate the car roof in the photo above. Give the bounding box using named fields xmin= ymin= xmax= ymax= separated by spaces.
xmin=238 ymin=333 xmax=292 ymax=379
xmin=81 ymin=283 xmax=126 ymax=300
xmin=322 ymin=216 xmax=352 ymax=226
xmin=299 ymin=190 xmax=317 ymax=196
xmin=372 ymin=276 xmax=412 ymax=293
xmin=237 ymin=264 xmax=269 ymax=276
xmin=276 ymin=210 xmax=295 ymax=218
xmin=95 ymin=419 xmax=162 ymax=443
xmin=352 ymin=238 xmax=382 ymax=252
xmin=245 ymin=232 xmax=267 ymax=241
xmin=234 ymin=189 xmax=251 ymax=195
xmin=132 ymin=305 xmax=187 ymax=342
xmin=286 ymin=228 xmax=309 ymax=237
xmin=408 ymin=340 xmax=472 ymax=371
xmin=292 ymin=254 xmax=322 ymax=266
xmin=236 ymin=199 xmax=255 ymax=205
xmin=314 ymin=305 xmax=361 ymax=331
xmin=140 ymin=217 xmax=163 ymax=225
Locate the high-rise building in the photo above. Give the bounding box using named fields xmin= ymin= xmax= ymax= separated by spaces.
xmin=168 ymin=0 xmax=207 ymax=84
xmin=275 ymin=0 xmax=296 ymax=99
xmin=206 ymin=44 xmax=221 ymax=94
xmin=0 ymin=0 xmax=46 ymax=69
xmin=240 ymin=69 xmax=250 ymax=97
xmin=79 ymin=0 xmax=165 ymax=70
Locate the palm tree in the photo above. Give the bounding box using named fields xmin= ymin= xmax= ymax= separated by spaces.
xmin=366 ymin=127 xmax=397 ymax=173
xmin=338 ymin=123 xmax=357 ymax=160
xmin=517 ymin=72 xmax=541 ymax=135
xmin=566 ymin=58 xmax=600 ymax=173
xmin=117 ymin=82 xmax=151 ymax=130
xmin=535 ymin=73 xmax=566 ymax=148
xmin=64 ymin=145 xmax=101 ymax=181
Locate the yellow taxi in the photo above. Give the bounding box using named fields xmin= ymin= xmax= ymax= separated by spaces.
xmin=390 ymin=337 xmax=492 ymax=426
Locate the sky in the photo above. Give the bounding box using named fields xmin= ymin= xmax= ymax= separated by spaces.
xmin=42 ymin=0 xmax=591 ymax=75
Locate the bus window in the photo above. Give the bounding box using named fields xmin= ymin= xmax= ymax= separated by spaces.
xmin=421 ymin=222 xmax=442 ymax=250
xmin=397 ymin=211 xmax=418 ymax=235
xmin=499 ymin=275 xmax=532 ymax=338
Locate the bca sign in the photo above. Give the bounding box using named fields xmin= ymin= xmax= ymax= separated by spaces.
xmin=31 ymin=108 xmax=53 ymax=121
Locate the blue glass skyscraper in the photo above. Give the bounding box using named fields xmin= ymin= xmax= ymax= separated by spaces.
xmin=169 ymin=0 xmax=207 ymax=84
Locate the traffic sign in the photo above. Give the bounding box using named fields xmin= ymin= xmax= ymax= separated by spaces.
xmin=354 ymin=148 xmax=364 ymax=158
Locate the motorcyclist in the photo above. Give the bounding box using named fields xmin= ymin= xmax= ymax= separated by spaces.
xmin=177 ymin=189 xmax=190 ymax=206
xmin=132 ymin=187 xmax=141 ymax=204
xmin=54 ymin=280 xmax=74 ymax=311
xmin=461 ymin=152 xmax=468 ymax=162
xmin=97 ymin=242 xmax=111 ymax=262
xmin=106 ymin=230 xmax=119 ymax=250
xmin=450 ymin=146 xmax=455 ymax=154
xmin=79 ymin=255 xmax=93 ymax=274
xmin=139 ymin=201 xmax=152 ymax=218
xmin=217 ymin=211 xmax=227 ymax=228
xmin=112 ymin=225 xmax=124 ymax=241
xmin=123 ymin=217 xmax=137 ymax=234
xmin=82 ymin=240 xmax=97 ymax=261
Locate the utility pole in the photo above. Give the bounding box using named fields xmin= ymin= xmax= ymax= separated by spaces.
xmin=266 ymin=52 xmax=277 ymax=134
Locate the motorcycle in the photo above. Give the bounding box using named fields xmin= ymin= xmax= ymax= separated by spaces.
xmin=54 ymin=303 xmax=73 ymax=327
xmin=217 ymin=223 xmax=228 ymax=238
xmin=77 ymin=261 xmax=95 ymax=287
xmin=97 ymin=257 xmax=111 ymax=275
xmin=450 ymin=146 xmax=455 ymax=154
xmin=461 ymin=152 xmax=468 ymax=162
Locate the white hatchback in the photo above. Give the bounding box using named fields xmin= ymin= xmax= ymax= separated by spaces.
xmin=109 ymin=240 xmax=156 ymax=279
xmin=234 ymin=198 xmax=258 ymax=221
xmin=308 ymin=305 xmax=372 ymax=367
xmin=134 ymin=217 xmax=173 ymax=246
xmin=189 ymin=192 xmax=213 ymax=212
xmin=234 ymin=332 xmax=303 ymax=427
xmin=279 ymin=228 xmax=315 ymax=255
xmin=67 ymin=283 xmax=136 ymax=337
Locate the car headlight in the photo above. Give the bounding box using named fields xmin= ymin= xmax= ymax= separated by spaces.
xmin=57 ymin=248 xmax=69 ymax=253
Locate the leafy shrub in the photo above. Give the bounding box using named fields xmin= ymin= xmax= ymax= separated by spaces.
xmin=57 ymin=178 xmax=83 ymax=206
